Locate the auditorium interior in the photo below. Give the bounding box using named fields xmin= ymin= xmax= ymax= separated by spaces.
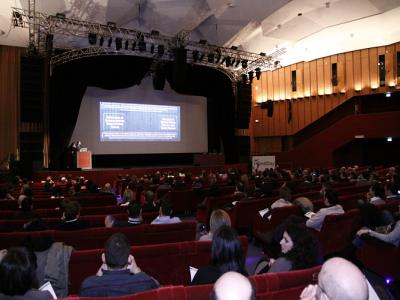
xmin=0 ymin=0 xmax=400 ymax=299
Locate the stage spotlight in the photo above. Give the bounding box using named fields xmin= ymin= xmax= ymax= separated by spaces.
xmin=131 ymin=41 xmax=136 ymax=50
xmin=99 ymin=36 xmax=104 ymax=46
xmin=255 ymin=68 xmax=261 ymax=80
xmin=235 ymin=59 xmax=241 ymax=67
xmin=241 ymin=60 xmax=248 ymax=69
xmin=107 ymin=21 xmax=116 ymax=28
xmin=215 ymin=54 xmax=221 ymax=64
xmin=88 ymin=33 xmax=97 ymax=45
xmin=192 ymin=50 xmax=199 ymax=62
xmin=230 ymin=46 xmax=238 ymax=50
xmin=107 ymin=37 xmax=112 ymax=47
xmin=125 ymin=40 xmax=129 ymax=50
xmin=207 ymin=53 xmax=214 ymax=63
xmin=157 ymin=45 xmax=164 ymax=56
xmin=199 ymin=53 xmax=205 ymax=61
xmin=259 ymin=52 xmax=266 ymax=56
xmin=150 ymin=44 xmax=155 ymax=53
xmin=248 ymin=71 xmax=254 ymax=83
xmin=115 ymin=37 xmax=122 ymax=51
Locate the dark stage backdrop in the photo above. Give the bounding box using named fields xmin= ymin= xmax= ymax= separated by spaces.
xmin=49 ymin=55 xmax=238 ymax=169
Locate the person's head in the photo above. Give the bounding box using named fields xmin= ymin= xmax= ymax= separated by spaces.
xmin=279 ymin=185 xmax=292 ymax=202
xmin=103 ymin=233 xmax=131 ymax=269
xmin=144 ymin=190 xmax=155 ymax=204
xmin=315 ymin=257 xmax=368 ymax=300
xmin=324 ymin=189 xmax=338 ymax=206
xmin=160 ymin=199 xmax=173 ymax=216
xmin=0 ymin=247 xmax=38 ymax=296
xmin=127 ymin=202 xmax=142 ymax=219
xmin=211 ymin=226 xmax=244 ymax=274
xmin=369 ymin=182 xmax=385 ymax=199
xmin=211 ymin=271 xmax=255 ymax=300
xmin=104 ymin=215 xmax=115 ymax=228
xmin=63 ymin=201 xmax=81 ymax=221
xmin=280 ymin=224 xmax=319 ymax=270
xmin=209 ymin=209 xmax=231 ymax=235
xmin=20 ymin=196 xmax=33 ymax=212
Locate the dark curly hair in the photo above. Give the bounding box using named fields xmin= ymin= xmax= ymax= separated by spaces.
xmin=283 ymin=224 xmax=320 ymax=270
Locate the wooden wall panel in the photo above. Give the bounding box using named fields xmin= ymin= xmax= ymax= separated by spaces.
xmin=317 ymin=96 xmax=325 ymax=119
xmin=284 ymin=67 xmax=291 ymax=99
xmin=291 ymin=101 xmax=299 ymax=134
xmin=324 ymin=57 xmax=332 ymax=95
xmin=267 ymin=71 xmax=273 ymax=100
xmin=273 ymin=70 xmax=279 ymax=100
xmin=278 ymin=68 xmax=285 ymax=100
xmin=296 ymin=62 xmax=304 ymax=98
xmin=298 ymin=99 xmax=305 ymax=129
xmin=310 ymin=60 xmax=317 ymax=96
xmin=303 ymin=61 xmax=311 ymax=97
xmin=345 ymin=52 xmax=354 ymax=93
xmin=317 ymin=58 xmax=325 ymax=95
xmin=311 ymin=98 xmax=318 ymax=123
xmin=361 ymin=49 xmax=370 ymax=90
xmin=396 ymin=43 xmax=400 ymax=82
xmin=304 ymin=98 xmax=312 ymax=127
xmin=369 ymin=48 xmax=378 ymax=89
xmin=337 ymin=53 xmax=345 ymax=94
xmin=353 ymin=50 xmax=362 ymax=91
xmin=385 ymin=45 xmax=395 ymax=86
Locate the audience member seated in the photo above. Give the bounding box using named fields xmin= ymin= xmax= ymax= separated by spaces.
xmin=200 ymin=209 xmax=231 ymax=241
xmin=254 ymin=223 xmax=320 ymax=274
xmin=385 ymin=181 xmax=400 ymax=202
xmin=151 ymin=200 xmax=181 ymax=224
xmin=293 ymin=196 xmax=314 ymax=214
xmin=121 ymin=182 xmax=135 ymax=206
xmin=100 ymin=183 xmax=114 ymax=195
xmin=56 ymin=201 xmax=90 ymax=230
xmin=300 ymin=257 xmax=368 ymax=300
xmin=79 ymin=233 xmax=159 ymax=297
xmin=106 ymin=202 xmax=143 ymax=227
xmin=211 ymin=271 xmax=255 ymax=300
xmin=0 ymin=247 xmax=53 ymax=300
xmin=191 ymin=226 xmax=247 ymax=285
xmin=356 ymin=216 xmax=400 ymax=247
xmin=270 ymin=184 xmax=292 ymax=209
xmin=306 ymin=189 xmax=344 ymax=231
xmin=0 ymin=186 xmax=15 ymax=201
xmin=50 ymin=186 xmax=64 ymax=199
xmin=13 ymin=196 xmax=38 ymax=220
xmin=17 ymin=187 xmax=33 ymax=209
xmin=141 ymin=191 xmax=159 ymax=213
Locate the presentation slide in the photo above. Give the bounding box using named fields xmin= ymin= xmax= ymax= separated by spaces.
xmin=100 ymin=102 xmax=181 ymax=142
xmin=70 ymin=77 xmax=208 ymax=155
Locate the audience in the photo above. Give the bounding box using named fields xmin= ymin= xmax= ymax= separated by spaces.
xmin=56 ymin=201 xmax=90 ymax=230
xmin=300 ymin=257 xmax=368 ymax=300
xmin=191 ymin=226 xmax=247 ymax=285
xmin=200 ymin=209 xmax=231 ymax=241
xmin=141 ymin=190 xmax=159 ymax=213
xmin=0 ymin=247 xmax=53 ymax=300
xmin=110 ymin=202 xmax=143 ymax=227
xmin=255 ymin=223 xmax=320 ymax=274
xmin=151 ymin=200 xmax=181 ymax=224
xmin=270 ymin=184 xmax=292 ymax=209
xmin=306 ymin=189 xmax=344 ymax=231
xmin=211 ymin=271 xmax=255 ymax=300
xmin=79 ymin=233 xmax=159 ymax=297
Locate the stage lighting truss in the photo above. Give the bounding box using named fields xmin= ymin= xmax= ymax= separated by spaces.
xmin=11 ymin=7 xmax=286 ymax=82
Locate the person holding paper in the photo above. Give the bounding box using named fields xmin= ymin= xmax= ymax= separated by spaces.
xmin=79 ymin=233 xmax=159 ymax=297
xmin=0 ymin=247 xmax=54 ymax=300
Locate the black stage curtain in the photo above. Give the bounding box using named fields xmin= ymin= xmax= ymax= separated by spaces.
xmin=49 ymin=55 xmax=237 ymax=169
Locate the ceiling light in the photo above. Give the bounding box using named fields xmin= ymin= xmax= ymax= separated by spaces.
xmin=241 ymin=60 xmax=248 ymax=69
xmin=88 ymin=33 xmax=97 ymax=45
xmin=115 ymin=37 xmax=122 ymax=50
xmin=387 ymin=137 xmax=393 ymax=142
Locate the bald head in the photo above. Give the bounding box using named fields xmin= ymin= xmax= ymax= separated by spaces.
xmin=212 ymin=272 xmax=254 ymax=300
xmin=318 ymin=257 xmax=368 ymax=300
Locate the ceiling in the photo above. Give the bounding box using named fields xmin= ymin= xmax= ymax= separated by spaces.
xmin=1 ymin=0 xmax=400 ymax=67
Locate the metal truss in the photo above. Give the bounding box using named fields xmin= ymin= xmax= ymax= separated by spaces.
xmin=11 ymin=7 xmax=285 ymax=82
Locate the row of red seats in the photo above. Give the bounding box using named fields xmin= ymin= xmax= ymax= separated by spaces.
xmin=68 ymin=237 xmax=248 ymax=293
xmin=0 ymin=221 xmax=196 ymax=250
xmin=62 ymin=264 xmax=321 ymax=300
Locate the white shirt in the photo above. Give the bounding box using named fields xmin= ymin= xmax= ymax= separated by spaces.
xmin=306 ymin=205 xmax=344 ymax=231
xmin=151 ymin=215 xmax=181 ymax=224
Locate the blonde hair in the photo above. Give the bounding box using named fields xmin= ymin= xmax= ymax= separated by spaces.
xmin=210 ymin=209 xmax=231 ymax=234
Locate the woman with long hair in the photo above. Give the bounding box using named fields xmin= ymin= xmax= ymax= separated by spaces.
xmin=255 ymin=223 xmax=320 ymax=274
xmin=191 ymin=226 xmax=246 ymax=285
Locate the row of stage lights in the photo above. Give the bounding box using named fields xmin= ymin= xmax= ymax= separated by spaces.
xmin=87 ymin=31 xmax=267 ymax=84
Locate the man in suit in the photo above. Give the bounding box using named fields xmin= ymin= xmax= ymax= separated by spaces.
xmin=57 ymin=201 xmax=90 ymax=230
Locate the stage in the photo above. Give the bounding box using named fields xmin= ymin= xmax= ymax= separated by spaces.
xmin=33 ymin=163 xmax=249 ymax=186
